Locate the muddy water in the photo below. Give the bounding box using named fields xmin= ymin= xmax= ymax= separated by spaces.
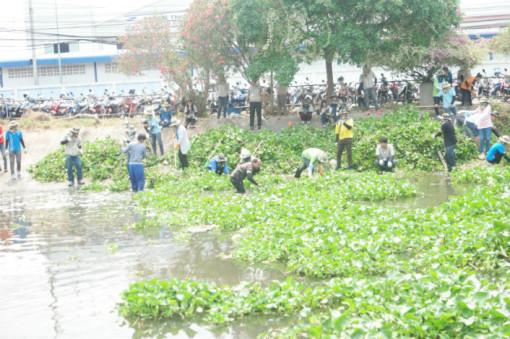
xmin=1 ymin=173 xmax=458 ymax=338
xmin=0 ymin=185 xmax=287 ymax=339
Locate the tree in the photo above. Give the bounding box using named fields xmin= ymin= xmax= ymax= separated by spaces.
xmin=491 ymin=26 xmax=510 ymax=55
xmin=376 ymin=32 xmax=487 ymax=82
xmin=280 ymin=0 xmax=463 ymax=101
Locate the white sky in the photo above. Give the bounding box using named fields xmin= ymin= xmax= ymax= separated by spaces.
xmin=0 ymin=0 xmax=508 ymax=60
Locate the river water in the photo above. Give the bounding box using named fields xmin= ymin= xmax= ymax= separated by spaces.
xmin=0 ymin=173 xmax=455 ymax=338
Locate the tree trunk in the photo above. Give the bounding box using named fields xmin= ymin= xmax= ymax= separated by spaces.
xmin=325 ymin=59 xmax=334 ymax=103
xmin=419 ymin=81 xmax=434 ymax=107
xmin=270 ymin=71 xmax=274 ymax=115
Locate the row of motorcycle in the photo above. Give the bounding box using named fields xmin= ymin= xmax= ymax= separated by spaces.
xmin=0 ymin=90 xmax=175 ymax=119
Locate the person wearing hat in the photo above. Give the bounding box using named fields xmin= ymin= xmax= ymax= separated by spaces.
xmin=159 ymin=102 xmax=172 ymax=127
xmin=60 ymin=126 xmax=83 ymax=186
xmin=146 ymin=112 xmax=164 ymax=156
xmin=294 ymin=148 xmax=328 ymax=178
xmin=0 ymin=123 xmax=7 ymax=173
xmin=437 ymin=82 xmax=457 ymax=116
xmin=475 ymin=96 xmax=493 ymax=159
xmin=335 ymin=110 xmax=354 ymax=171
xmin=230 ymin=158 xmax=262 ymax=193
xmin=434 ymin=113 xmax=457 ymax=172
xmin=207 ymin=153 xmax=230 ymax=176
xmin=375 ymin=137 xmax=397 ymax=172
xmin=121 ymin=133 xmax=147 ymax=192
xmin=486 ymin=135 xmax=510 ymax=165
xmin=5 ymin=121 xmax=26 ymax=179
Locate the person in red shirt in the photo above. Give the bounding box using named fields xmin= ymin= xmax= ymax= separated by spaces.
xmin=0 ymin=124 xmax=7 ymax=172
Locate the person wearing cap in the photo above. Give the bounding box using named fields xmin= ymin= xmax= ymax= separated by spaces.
xmin=5 ymin=121 xmax=26 ymax=179
xmin=175 ymin=120 xmax=190 ymax=169
xmin=434 ymin=113 xmax=457 ymax=172
xmin=0 ymin=123 xmax=7 ymax=173
xmin=486 ymin=135 xmax=510 ymax=165
xmin=475 ymin=97 xmax=493 ymax=159
xmin=437 ymin=82 xmax=457 ymax=116
xmin=121 ymin=133 xmax=147 ymax=192
xmin=60 ymin=126 xmax=83 ymax=186
xmin=335 ymin=110 xmax=354 ymax=171
xmin=147 ymin=112 xmax=164 ymax=156
xmin=240 ymin=148 xmax=254 ymax=164
xmin=230 ymin=158 xmax=262 ymax=193
xmin=159 ymin=103 xmax=172 ymax=127
xmin=207 ymin=153 xmax=230 ymax=176
xmin=375 ymin=137 xmax=397 ymax=172
xmin=294 ymin=148 xmax=328 ymax=178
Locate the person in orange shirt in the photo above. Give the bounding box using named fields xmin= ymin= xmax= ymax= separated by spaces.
xmin=460 ymin=73 xmax=482 ymax=109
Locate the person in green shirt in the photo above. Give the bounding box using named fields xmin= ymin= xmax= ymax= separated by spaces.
xmin=294 ymin=148 xmax=328 ymax=178
xmin=433 ymin=74 xmax=443 ymax=117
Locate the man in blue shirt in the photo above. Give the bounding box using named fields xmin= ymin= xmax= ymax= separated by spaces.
xmin=147 ymin=113 xmax=164 ymax=156
xmin=207 ymin=153 xmax=230 ymax=176
xmin=5 ymin=121 xmax=26 ymax=179
xmin=486 ymin=135 xmax=510 ymax=165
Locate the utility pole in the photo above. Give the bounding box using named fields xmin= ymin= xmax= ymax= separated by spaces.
xmin=29 ymin=0 xmax=39 ymax=85
xmin=54 ymin=0 xmax=63 ymax=85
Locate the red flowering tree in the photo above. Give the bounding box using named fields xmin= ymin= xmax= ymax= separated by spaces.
xmin=117 ymin=15 xmax=210 ymax=114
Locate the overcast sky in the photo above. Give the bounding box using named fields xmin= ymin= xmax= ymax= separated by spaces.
xmin=0 ymin=0 xmax=508 ymax=60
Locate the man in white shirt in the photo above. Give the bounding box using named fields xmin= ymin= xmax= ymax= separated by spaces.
xmin=216 ymin=78 xmax=229 ymax=119
xmin=359 ymin=65 xmax=381 ymax=115
xmin=375 ymin=137 xmax=396 ymax=172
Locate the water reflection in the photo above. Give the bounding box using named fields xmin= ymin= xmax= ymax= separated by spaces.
xmin=0 ymin=186 xmax=286 ymax=339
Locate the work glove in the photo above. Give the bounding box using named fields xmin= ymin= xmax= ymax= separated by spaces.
xmin=379 ymin=159 xmax=384 ymax=166
xmin=387 ymin=161 xmax=393 ymax=168
xmin=24 ymin=149 xmax=27 ymax=154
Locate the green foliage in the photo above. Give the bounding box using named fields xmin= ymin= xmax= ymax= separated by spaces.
xmin=135 ymin=170 xmax=416 ymax=231
xmin=118 ymin=277 xmax=342 ymax=324
xmin=121 ymin=167 xmax=510 ymax=338
xmin=190 ymin=107 xmax=477 ymax=172
xmin=28 ymin=136 xmax=168 ymax=190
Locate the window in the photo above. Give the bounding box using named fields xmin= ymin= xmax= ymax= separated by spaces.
xmin=104 ymin=62 xmax=118 ymax=73
xmin=62 ymin=64 xmax=85 ymax=75
xmin=8 ymin=67 xmax=33 ymax=79
xmin=54 ymin=42 xmax=69 ymax=53
xmin=44 ymin=44 xmax=54 ymax=54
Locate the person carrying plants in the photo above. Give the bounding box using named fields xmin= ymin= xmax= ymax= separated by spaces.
xmin=486 ymin=135 xmax=510 ymax=165
xmin=335 ymin=110 xmax=353 ymax=171
xmin=434 ymin=113 xmax=457 ymax=172
xmin=375 ymin=137 xmax=397 ymax=173
xmin=147 ymin=112 xmax=164 ymax=156
xmin=121 ymin=133 xmax=147 ymax=192
xmin=0 ymin=123 xmax=7 ymax=173
xmin=294 ymin=148 xmax=328 ymax=178
xmin=5 ymin=121 xmax=26 ymax=180
xmin=230 ymin=158 xmax=262 ymax=193
xmin=207 ymin=153 xmax=230 ymax=176
xmin=60 ymin=127 xmax=84 ymax=186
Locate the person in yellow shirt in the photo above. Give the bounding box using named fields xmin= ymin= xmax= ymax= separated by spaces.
xmin=335 ymin=110 xmax=353 ymax=170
